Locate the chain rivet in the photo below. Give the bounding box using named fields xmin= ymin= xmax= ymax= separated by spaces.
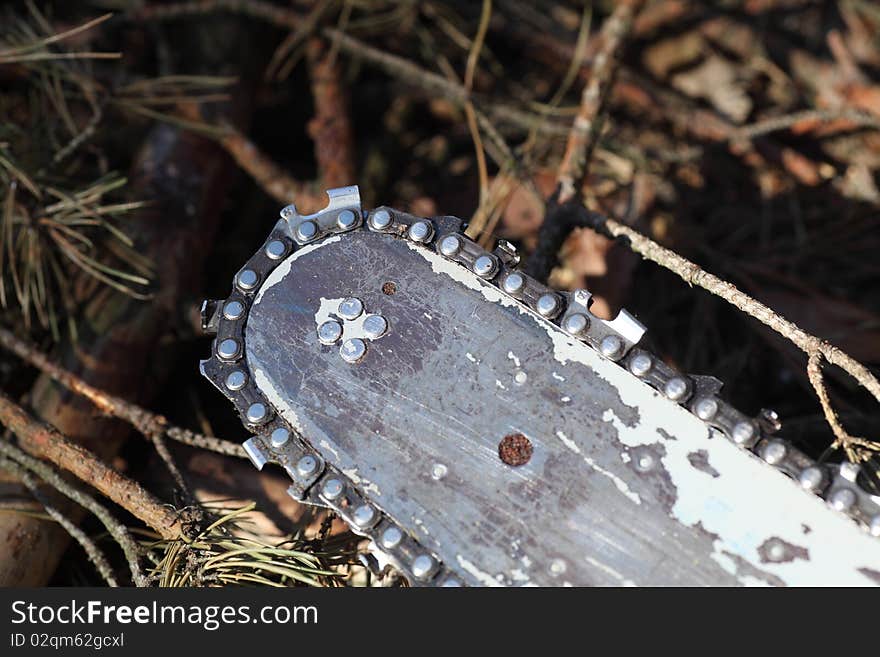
xmin=296 ymin=455 xmax=319 ymax=478
xmin=760 ymin=439 xmax=787 ymax=465
xmin=223 ymin=300 xmax=245 ymax=321
xmin=322 ymin=478 xmax=344 ymax=501
xmin=352 ymin=504 xmax=379 ymax=529
xmin=380 ymin=526 xmax=403 ymax=549
xmin=694 ymin=397 xmax=719 ymax=421
xmin=225 ymin=370 xmax=247 ymax=391
xmin=336 ymin=209 xmax=357 ymax=230
xmin=830 ymin=488 xmax=856 ymax=512
xmin=629 ymin=353 xmax=652 ymax=377
xmin=563 ymin=313 xmax=589 ymax=336
xmin=535 ymin=294 xmax=560 ymax=318
xmin=599 ymin=335 xmax=623 ymax=359
xmin=265 ymin=239 xmax=287 ymax=260
xmin=408 ymin=221 xmax=432 ymax=243
xmin=664 ymin=377 xmax=688 ymax=401
xmin=439 ymin=235 xmax=461 ymax=256
xmin=472 ymin=255 xmax=497 ymax=279
xmin=369 ymin=209 xmax=392 ymax=230
xmin=217 ymin=338 xmax=240 ymax=361
xmin=502 ymin=272 xmax=525 ymax=295
xmin=246 ymin=402 xmax=268 ymax=425
xmin=732 ymin=421 xmax=756 ymax=445
xmin=798 ymin=466 xmax=824 ymax=491
xmin=411 ymin=554 xmax=437 ymax=580
xmin=270 ymin=427 xmax=290 ymax=448
xmin=236 ymin=269 xmax=258 ymax=291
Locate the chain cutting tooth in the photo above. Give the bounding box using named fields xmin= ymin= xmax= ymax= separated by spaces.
xmin=200 ymin=299 xmax=222 ymax=334
xmin=242 ymin=437 xmax=270 ymax=470
xmin=493 ymin=239 xmax=520 ymax=267
xmin=285 ymin=185 xmax=363 ymax=244
xmin=560 ymin=290 xmax=645 ymax=361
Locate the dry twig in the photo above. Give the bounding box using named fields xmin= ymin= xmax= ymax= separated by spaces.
xmin=0 ymin=327 xmax=244 ymax=458
xmin=0 ymin=456 xmax=118 ymax=586
xmin=591 ymin=210 xmax=880 ymax=459
xmin=0 ymin=440 xmax=145 ymax=585
xmin=556 ymin=0 xmax=646 ymax=204
xmin=0 ymin=391 xmax=182 ymax=539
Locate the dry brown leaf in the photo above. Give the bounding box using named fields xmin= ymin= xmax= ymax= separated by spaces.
xmin=672 ymin=55 xmax=753 ymax=123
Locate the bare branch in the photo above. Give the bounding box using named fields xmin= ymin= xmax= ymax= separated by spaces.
xmin=0 ymin=457 xmax=118 ymax=586
xmin=0 ymin=443 xmax=144 ymax=585
xmin=0 ymin=392 xmax=182 ymax=540
xmin=588 ymin=210 xmax=880 ymax=457
xmin=557 ymin=0 xmax=646 ymax=204
xmin=0 ymin=327 xmax=245 ymax=459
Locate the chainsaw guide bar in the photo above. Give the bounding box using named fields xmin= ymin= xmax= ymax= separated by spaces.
xmin=200 ymin=186 xmax=880 ymax=587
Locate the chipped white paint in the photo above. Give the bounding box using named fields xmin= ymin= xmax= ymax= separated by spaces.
xmin=465 ymin=352 xmax=478 ymax=364
xmin=423 ymin=312 xmax=433 ymax=320
xmin=600 ymin=398 xmax=880 ymax=585
xmin=552 ymin=371 xmax=566 ymax=382
xmin=342 ymin=467 xmax=381 ymax=497
xmin=400 ymin=239 xmax=880 ymax=586
xmin=343 ymin=467 xmax=361 ymax=484
xmin=254 ymin=235 xmax=341 ymax=305
xmin=507 ymin=351 xmax=521 ymax=367
xmin=555 ymin=430 xmax=581 ymax=455
xmin=319 ymin=439 xmax=340 ymax=462
xmin=253 ymin=365 xmax=307 ymax=433
xmin=495 ymin=379 xmax=507 ymax=390
xmin=560 ymin=396 xmax=571 ymax=403
xmin=585 ymin=555 xmax=637 ymax=586
xmin=555 ymin=431 xmax=642 ymax=506
xmin=513 ymin=370 xmax=528 ymax=385
xmin=413 ymin=516 xmax=430 ymax=536
xmin=457 ymin=556 xmax=503 ymax=587
xmin=584 ymin=453 xmax=642 ymax=506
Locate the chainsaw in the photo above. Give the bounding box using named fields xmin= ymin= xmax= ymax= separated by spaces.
xmin=199 ymin=185 xmax=880 ymax=586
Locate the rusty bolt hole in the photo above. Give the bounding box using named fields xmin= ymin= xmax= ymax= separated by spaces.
xmin=382 ymin=281 xmax=397 ymax=295
xmin=499 ymin=433 xmax=532 ymax=467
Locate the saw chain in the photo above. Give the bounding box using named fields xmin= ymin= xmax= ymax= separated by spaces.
xmin=200 ymin=185 xmax=880 ymax=586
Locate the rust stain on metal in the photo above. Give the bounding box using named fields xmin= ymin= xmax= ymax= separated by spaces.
xmin=382 ymin=281 xmax=397 ymax=295
xmin=499 ymin=433 xmax=533 ymax=467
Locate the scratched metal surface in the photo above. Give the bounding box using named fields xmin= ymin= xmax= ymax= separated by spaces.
xmin=245 ymin=229 xmax=880 ymax=586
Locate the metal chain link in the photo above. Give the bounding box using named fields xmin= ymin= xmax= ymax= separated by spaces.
xmin=200 ymin=189 xmax=880 ymax=586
